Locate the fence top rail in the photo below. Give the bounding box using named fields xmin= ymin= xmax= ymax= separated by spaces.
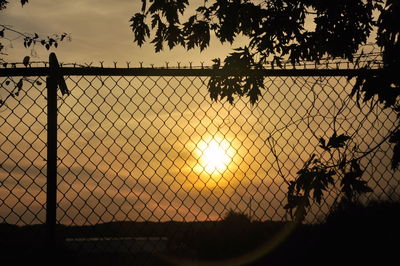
xmin=0 ymin=67 xmax=383 ymax=77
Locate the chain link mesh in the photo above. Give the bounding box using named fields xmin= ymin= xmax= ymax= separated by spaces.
xmin=1 ymin=68 xmax=399 ymax=264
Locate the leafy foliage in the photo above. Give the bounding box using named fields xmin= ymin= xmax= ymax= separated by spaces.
xmin=340 ymin=160 xmax=373 ymax=200
xmin=132 ymin=0 xmax=376 ymax=68
xmin=285 ymin=132 xmax=373 ymax=222
xmin=208 ymin=46 xmax=264 ymax=104
xmin=183 ymin=17 xmax=210 ymax=51
xmin=131 ymin=0 xmax=396 ymax=108
xmin=130 ymin=0 xmax=188 ymax=52
xmin=349 ymin=1 xmax=400 ymax=169
xmin=131 ymin=1 xmax=398 ymax=127
xmin=22 ymin=33 xmax=68 ymax=50
xmin=318 ymin=132 xmax=351 ymax=151
xmin=129 ymin=13 xmax=150 ymax=47
xmin=0 ymin=25 xmax=69 ymax=55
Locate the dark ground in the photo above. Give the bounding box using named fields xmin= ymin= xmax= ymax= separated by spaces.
xmin=1 ymin=200 xmax=399 ymax=266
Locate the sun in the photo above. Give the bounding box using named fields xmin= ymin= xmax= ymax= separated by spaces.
xmin=194 ymin=137 xmax=234 ymax=175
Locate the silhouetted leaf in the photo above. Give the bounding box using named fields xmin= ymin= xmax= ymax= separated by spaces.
xmin=338 ymin=156 xmax=347 ymax=170
xmin=312 ymin=169 xmax=335 ymax=204
xmin=184 ymin=20 xmax=210 ymax=51
xmin=16 ymin=78 xmax=23 ymax=91
xmin=151 ymin=13 xmax=161 ymax=29
xmin=196 ymin=6 xmax=211 ymax=19
xmin=166 ymin=23 xmax=184 ymax=49
xmin=354 ymin=50 xmax=364 ymax=68
xmin=141 ymin=0 xmax=146 ymax=13
xmin=247 ymin=76 xmax=263 ymax=105
xmin=147 ymin=0 xmax=188 ymax=24
xmin=319 ymin=137 xmax=326 ymax=147
xmin=326 ymin=132 xmax=351 ymax=149
xmin=318 ymin=137 xmax=330 ymax=151
xmin=22 ymin=56 xmax=30 ymax=67
xmin=207 ymin=46 xmax=264 ymax=104
xmin=284 ymin=193 xmax=309 ymax=222
xmin=151 ymin=20 xmax=167 ymax=52
xmin=340 ymin=160 xmax=371 ymax=200
xmin=130 ymin=13 xmax=150 ymax=46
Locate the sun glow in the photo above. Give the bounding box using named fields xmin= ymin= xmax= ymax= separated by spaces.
xmin=194 ymin=137 xmax=235 ymax=175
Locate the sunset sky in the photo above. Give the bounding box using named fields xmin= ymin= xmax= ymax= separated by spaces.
xmin=1 ymin=0 xmax=246 ymax=66
xmin=1 ymin=1 xmax=399 ymax=226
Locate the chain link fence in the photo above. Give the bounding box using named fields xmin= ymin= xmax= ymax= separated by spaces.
xmin=1 ymin=53 xmax=399 ymax=264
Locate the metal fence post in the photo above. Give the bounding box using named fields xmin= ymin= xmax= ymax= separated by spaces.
xmin=46 ymin=53 xmax=58 ymax=253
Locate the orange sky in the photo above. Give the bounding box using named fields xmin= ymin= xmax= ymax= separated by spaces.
xmin=1 ymin=73 xmax=398 ymax=225
xmin=1 ymin=1 xmax=398 ymax=226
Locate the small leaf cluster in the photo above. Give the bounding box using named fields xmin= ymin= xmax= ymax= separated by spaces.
xmin=130 ymin=0 xmax=188 ymax=52
xmin=1 ymin=0 xmax=70 ymax=60
xmin=22 ymin=33 xmax=69 ymax=50
xmin=0 ymin=0 xmax=28 ymax=10
xmin=318 ymin=132 xmax=351 ymax=151
xmin=1 ymin=27 xmax=69 ymax=58
xmin=0 ymin=77 xmax=42 ymax=108
xmin=284 ymin=132 xmax=373 ymax=222
xmin=208 ymin=47 xmax=264 ymax=105
xmin=132 ymin=0 xmax=377 ymax=61
xmin=340 ymin=160 xmax=373 ymax=201
xmin=285 ymin=154 xmax=336 ymax=222
xmin=350 ymin=0 xmax=399 ymax=107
